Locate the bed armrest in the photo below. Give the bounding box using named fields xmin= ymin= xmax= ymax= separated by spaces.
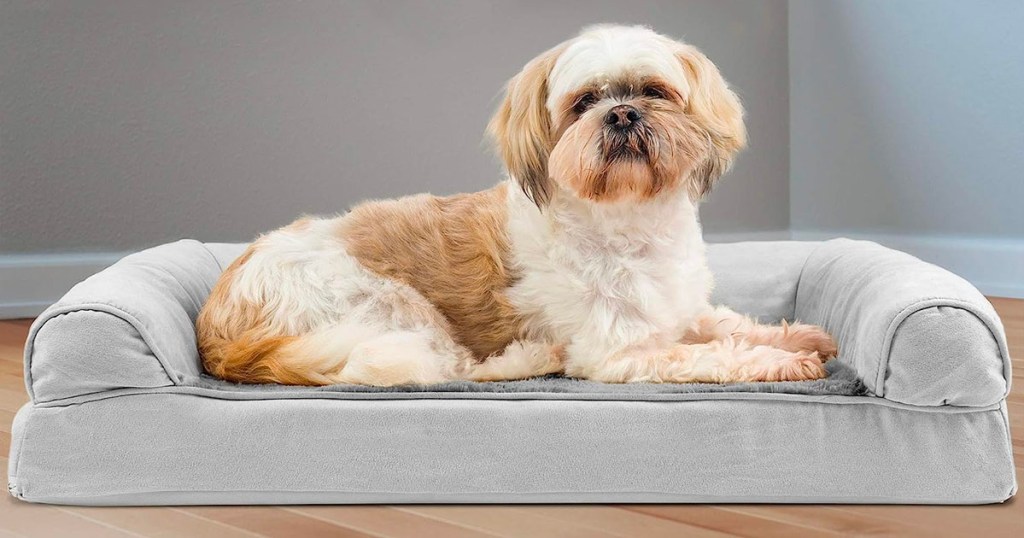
xmin=795 ymin=239 xmax=1011 ymax=407
xmin=24 ymin=240 xmax=228 ymax=403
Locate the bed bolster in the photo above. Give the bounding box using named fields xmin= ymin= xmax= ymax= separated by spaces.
xmin=24 ymin=240 xmax=224 ymax=403
xmin=707 ymin=241 xmax=819 ymax=323
xmin=21 ymin=237 xmax=1011 ymax=408
xmin=795 ymin=239 xmax=1011 ymax=407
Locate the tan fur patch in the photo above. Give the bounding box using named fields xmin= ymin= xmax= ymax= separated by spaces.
xmin=337 ymin=183 xmax=522 ymax=360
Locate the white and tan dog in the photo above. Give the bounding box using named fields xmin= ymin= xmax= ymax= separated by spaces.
xmin=197 ymin=25 xmax=837 ymax=386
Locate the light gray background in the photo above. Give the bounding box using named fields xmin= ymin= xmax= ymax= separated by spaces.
xmin=3 ymin=0 xmax=1021 ymax=303
xmin=789 ymin=0 xmax=1024 ymax=238
xmin=1 ymin=0 xmax=790 ymax=254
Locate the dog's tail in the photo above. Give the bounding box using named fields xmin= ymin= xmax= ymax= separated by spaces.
xmin=199 ymin=322 xmax=377 ymax=386
xmin=196 ymin=242 xmax=379 ymax=386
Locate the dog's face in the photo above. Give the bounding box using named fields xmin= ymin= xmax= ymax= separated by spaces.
xmin=489 ymin=25 xmax=746 ymax=206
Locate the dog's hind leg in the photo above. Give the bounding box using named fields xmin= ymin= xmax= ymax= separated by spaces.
xmin=338 ymin=333 xmax=564 ymax=386
xmin=457 ymin=340 xmax=565 ymax=382
xmin=333 ymin=329 xmax=457 ymax=386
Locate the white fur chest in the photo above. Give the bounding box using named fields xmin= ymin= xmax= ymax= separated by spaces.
xmin=504 ymin=184 xmax=712 ymax=364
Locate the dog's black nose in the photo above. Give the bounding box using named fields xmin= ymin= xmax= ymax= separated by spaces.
xmin=604 ymin=105 xmax=642 ymax=129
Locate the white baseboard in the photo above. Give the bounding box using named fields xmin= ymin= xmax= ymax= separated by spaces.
xmin=0 ymin=252 xmax=127 ymax=319
xmin=703 ymin=229 xmax=792 ymax=243
xmin=1 ymin=230 xmax=1020 ymax=320
xmin=791 ymin=230 xmax=1024 ymax=299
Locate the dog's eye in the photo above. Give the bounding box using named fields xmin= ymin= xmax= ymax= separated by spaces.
xmin=573 ymin=93 xmax=598 ymax=114
xmin=642 ymin=86 xmax=667 ymax=99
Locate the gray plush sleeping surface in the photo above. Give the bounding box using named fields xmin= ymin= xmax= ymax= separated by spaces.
xmin=8 ymin=238 xmax=1016 ymax=505
xmin=189 ymin=359 xmax=867 ymax=397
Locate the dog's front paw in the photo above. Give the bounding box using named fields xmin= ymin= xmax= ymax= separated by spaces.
xmin=779 ymin=322 xmax=838 ymax=362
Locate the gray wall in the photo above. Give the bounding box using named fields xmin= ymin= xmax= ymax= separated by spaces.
xmin=789 ymin=0 xmax=1024 ymax=238
xmin=1 ymin=0 xmax=790 ymax=254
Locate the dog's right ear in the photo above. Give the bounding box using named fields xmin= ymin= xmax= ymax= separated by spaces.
xmin=488 ymin=44 xmax=566 ymax=208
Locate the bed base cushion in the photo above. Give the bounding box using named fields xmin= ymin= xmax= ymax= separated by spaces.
xmin=8 ymin=394 xmax=1016 ymax=505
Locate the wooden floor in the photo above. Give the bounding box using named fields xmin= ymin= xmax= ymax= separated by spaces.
xmin=1 ymin=299 xmax=1022 ymax=537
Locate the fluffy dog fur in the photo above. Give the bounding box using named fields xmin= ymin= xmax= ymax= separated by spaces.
xmin=197 ymin=25 xmax=837 ymax=386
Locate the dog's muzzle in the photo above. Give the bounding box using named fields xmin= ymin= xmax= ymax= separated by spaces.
xmin=603 ymin=109 xmax=653 ymax=160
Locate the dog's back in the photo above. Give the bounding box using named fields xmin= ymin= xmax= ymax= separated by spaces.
xmin=196 ymin=184 xmax=529 ymax=385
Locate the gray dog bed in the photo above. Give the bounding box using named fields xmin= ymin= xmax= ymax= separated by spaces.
xmin=7 ymin=239 xmax=1016 ymax=505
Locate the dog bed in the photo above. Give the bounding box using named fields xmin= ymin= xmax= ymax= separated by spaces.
xmin=7 ymin=239 xmax=1016 ymax=505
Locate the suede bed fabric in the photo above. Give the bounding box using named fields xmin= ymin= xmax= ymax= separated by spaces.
xmin=8 ymin=395 xmax=1016 ymax=505
xmin=9 ymin=238 xmax=1018 ymax=505
xmin=30 ymin=310 xmax=172 ymax=401
xmin=24 ymin=240 xmax=218 ymax=403
xmin=796 ymin=239 xmax=1011 ymax=407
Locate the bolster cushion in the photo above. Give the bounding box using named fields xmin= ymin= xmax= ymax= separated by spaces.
xmin=24 ymin=240 xmax=225 ymax=403
xmin=707 ymin=241 xmax=819 ymax=323
xmin=22 ymin=238 xmax=1011 ymax=408
xmin=795 ymin=239 xmax=1011 ymax=407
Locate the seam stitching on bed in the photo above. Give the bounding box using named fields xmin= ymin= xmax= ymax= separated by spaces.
xmin=10 ymin=404 xmax=32 ymax=498
xmin=997 ymin=402 xmax=1019 ymax=498
xmin=28 ymin=386 xmax=1004 ymax=414
xmin=792 ymin=239 xmax=831 ymax=323
xmin=198 ymin=241 xmax=227 ymax=273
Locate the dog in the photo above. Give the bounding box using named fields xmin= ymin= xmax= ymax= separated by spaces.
xmin=197 ymin=25 xmax=837 ymax=386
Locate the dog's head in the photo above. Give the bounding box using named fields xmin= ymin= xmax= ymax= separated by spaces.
xmin=489 ymin=25 xmax=746 ymax=206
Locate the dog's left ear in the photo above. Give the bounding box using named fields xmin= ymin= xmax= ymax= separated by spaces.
xmin=675 ymin=44 xmax=747 ymax=199
xmin=488 ymin=44 xmax=566 ymax=208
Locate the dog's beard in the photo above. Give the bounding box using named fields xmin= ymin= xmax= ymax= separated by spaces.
xmin=549 ymin=111 xmax=700 ymax=203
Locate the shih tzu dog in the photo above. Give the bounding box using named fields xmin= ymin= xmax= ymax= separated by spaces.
xmin=197 ymin=25 xmax=837 ymax=386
